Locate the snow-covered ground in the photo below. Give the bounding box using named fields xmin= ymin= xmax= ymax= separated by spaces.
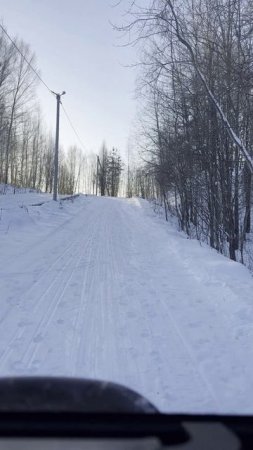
xmin=1 ymin=192 xmax=253 ymax=414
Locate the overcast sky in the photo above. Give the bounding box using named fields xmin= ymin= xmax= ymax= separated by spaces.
xmin=1 ymin=0 xmax=140 ymax=156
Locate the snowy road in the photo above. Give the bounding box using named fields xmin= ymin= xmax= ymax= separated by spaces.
xmin=1 ymin=195 xmax=253 ymax=413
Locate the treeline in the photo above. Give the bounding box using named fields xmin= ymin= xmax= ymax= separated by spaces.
xmin=0 ymin=28 xmax=86 ymax=195
xmin=125 ymin=0 xmax=253 ymax=264
xmin=0 ymin=27 xmax=126 ymax=197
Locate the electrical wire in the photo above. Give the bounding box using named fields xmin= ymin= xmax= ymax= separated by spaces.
xmin=1 ymin=23 xmax=87 ymax=152
xmin=61 ymin=102 xmax=87 ymax=152
xmin=0 ymin=23 xmax=54 ymax=95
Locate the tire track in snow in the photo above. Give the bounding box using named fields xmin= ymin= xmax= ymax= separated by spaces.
xmin=70 ymin=203 xmax=107 ymax=376
xmin=0 ymin=203 xmax=101 ymax=371
xmin=94 ymin=200 xmax=219 ymax=409
xmin=0 ymin=228 xmax=91 ymax=328
xmin=0 ymin=199 xmax=93 ymax=328
xmin=3 ymin=197 xmax=89 ymax=268
xmin=24 ymin=230 xmax=97 ymax=369
xmin=103 ymin=203 xmax=139 ymax=383
xmin=25 ymin=205 xmax=103 ymax=371
xmin=0 ymin=238 xmax=85 ymax=370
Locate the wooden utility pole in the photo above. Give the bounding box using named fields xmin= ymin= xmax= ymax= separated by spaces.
xmin=53 ymin=91 xmax=65 ymax=201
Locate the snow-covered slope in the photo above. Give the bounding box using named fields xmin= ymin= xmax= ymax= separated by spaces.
xmin=1 ymin=193 xmax=253 ymax=414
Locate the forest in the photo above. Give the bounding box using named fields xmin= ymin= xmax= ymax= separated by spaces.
xmin=124 ymin=0 xmax=253 ymax=269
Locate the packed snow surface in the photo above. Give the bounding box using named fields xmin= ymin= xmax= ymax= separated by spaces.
xmin=1 ymin=193 xmax=253 ymax=414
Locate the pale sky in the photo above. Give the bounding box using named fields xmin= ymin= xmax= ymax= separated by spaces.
xmin=1 ymin=0 xmax=140 ymax=156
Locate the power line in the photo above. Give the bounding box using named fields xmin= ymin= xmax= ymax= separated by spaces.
xmin=1 ymin=24 xmax=87 ymax=156
xmin=61 ymin=102 xmax=87 ymax=153
xmin=0 ymin=23 xmax=53 ymax=95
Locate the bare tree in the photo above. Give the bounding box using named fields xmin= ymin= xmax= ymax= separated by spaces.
xmin=119 ymin=0 xmax=253 ymax=263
